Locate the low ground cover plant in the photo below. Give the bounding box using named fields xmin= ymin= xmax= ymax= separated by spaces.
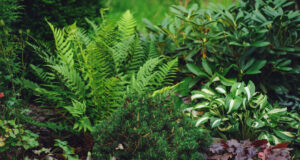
xmin=0 ymin=120 xmax=39 ymax=159
xmin=208 ymin=139 xmax=293 ymax=160
xmin=188 ymin=79 xmax=300 ymax=144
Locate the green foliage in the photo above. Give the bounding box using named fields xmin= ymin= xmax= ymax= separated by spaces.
xmin=146 ymin=0 xmax=300 ymax=96
xmin=0 ymin=0 xmax=31 ymax=119
xmin=0 ymin=120 xmax=39 ymax=158
xmin=54 ymin=139 xmax=79 ymax=160
xmin=29 ymin=11 xmax=178 ymax=133
xmin=92 ymin=95 xmax=212 ymax=160
xmin=20 ymin=0 xmax=103 ymax=40
xmin=0 ymin=0 xmax=23 ymax=30
xmin=18 ymin=113 xmax=75 ymax=133
xmin=188 ymin=79 xmax=300 ymax=145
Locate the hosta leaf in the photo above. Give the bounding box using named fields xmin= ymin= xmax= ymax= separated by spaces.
xmin=247 ymin=119 xmax=265 ymax=128
xmin=268 ymin=108 xmax=287 ymax=114
xmin=210 ymin=118 xmax=222 ymax=128
xmin=230 ymin=82 xmax=244 ymax=96
xmin=201 ymin=88 xmax=215 ymax=96
xmin=195 ymin=115 xmax=210 ymax=127
xmin=274 ymin=130 xmax=295 ymax=141
xmin=191 ymin=90 xmax=212 ymax=101
xmin=225 ymin=96 xmax=243 ymax=114
xmin=194 ymin=102 xmax=209 ymax=109
xmin=216 ymin=85 xmax=226 ymax=94
xmin=258 ymin=133 xmax=271 ymax=142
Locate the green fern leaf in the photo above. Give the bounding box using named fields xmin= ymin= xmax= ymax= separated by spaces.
xmin=118 ymin=10 xmax=137 ymax=40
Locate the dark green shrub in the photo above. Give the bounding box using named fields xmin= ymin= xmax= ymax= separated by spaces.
xmin=92 ymin=95 xmax=212 ymax=160
xmin=145 ymin=0 xmax=300 ymax=97
xmin=20 ymin=0 xmax=103 ymax=40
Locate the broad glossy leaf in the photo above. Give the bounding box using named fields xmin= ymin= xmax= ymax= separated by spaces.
xmin=244 ymin=81 xmax=255 ymax=100
xmin=274 ymin=130 xmax=295 ymax=141
xmin=202 ymin=59 xmax=213 ymax=76
xmin=195 ymin=115 xmax=210 ymax=127
xmin=251 ymin=41 xmax=270 ymax=47
xmin=186 ymin=63 xmax=209 ymax=78
xmin=245 ymin=60 xmax=267 ymax=75
xmin=225 ymin=96 xmax=243 ymax=114
xmin=210 ymin=118 xmax=222 ymax=128
xmin=268 ymin=108 xmax=287 ymax=114
xmin=216 ymin=85 xmax=226 ymax=94
xmin=191 ymin=91 xmax=212 ymax=101
xmin=194 ymin=102 xmax=209 ymax=110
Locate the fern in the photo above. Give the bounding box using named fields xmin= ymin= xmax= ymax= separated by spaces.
xmin=30 ymin=11 xmax=178 ymax=133
xmin=18 ymin=114 xmax=75 ymax=133
xmin=129 ymin=57 xmax=162 ymax=93
xmin=147 ymin=41 xmax=160 ymax=59
xmin=50 ymin=63 xmax=86 ymax=100
xmin=111 ymin=35 xmax=135 ymax=73
xmin=126 ymin=36 xmax=146 ymax=76
xmin=118 ymin=10 xmax=137 ymax=40
xmin=47 ymin=21 xmax=75 ymax=68
xmin=153 ymin=57 xmax=178 ymax=87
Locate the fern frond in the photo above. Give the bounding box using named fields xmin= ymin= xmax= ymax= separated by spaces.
xmin=126 ymin=37 xmax=146 ymax=76
xmin=129 ymin=57 xmax=162 ymax=93
xmin=147 ymin=41 xmax=160 ymax=59
xmin=153 ymin=58 xmax=178 ymax=87
xmin=118 ymin=10 xmax=137 ymax=40
xmin=85 ymin=17 xmax=101 ymax=34
xmin=50 ymin=63 xmax=86 ymax=100
xmin=111 ymin=35 xmax=135 ymax=73
xmin=19 ymin=114 xmax=75 ymax=133
xmin=48 ymin=21 xmax=75 ymax=68
xmin=64 ymin=100 xmax=87 ymax=118
xmin=152 ymin=83 xmax=181 ymax=97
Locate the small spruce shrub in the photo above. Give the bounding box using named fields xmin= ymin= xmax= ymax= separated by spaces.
xmin=92 ymin=95 xmax=212 ymax=160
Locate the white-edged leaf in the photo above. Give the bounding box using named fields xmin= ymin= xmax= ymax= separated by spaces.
xmin=226 ymin=97 xmax=243 ymax=114
xmin=195 ymin=116 xmax=209 ymax=127
xmin=194 ymin=102 xmax=209 ymax=109
xmin=211 ymin=118 xmax=222 ymax=128
xmin=201 ymin=88 xmax=215 ymax=95
xmin=216 ymin=85 xmax=226 ymax=94
xmin=268 ymin=108 xmax=287 ymax=114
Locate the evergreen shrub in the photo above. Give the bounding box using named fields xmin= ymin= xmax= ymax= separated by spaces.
xmin=92 ymin=95 xmax=212 ymax=160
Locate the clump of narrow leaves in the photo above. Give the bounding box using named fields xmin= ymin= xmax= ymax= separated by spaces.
xmin=208 ymin=139 xmax=292 ymax=160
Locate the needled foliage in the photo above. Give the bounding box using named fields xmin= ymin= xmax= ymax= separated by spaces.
xmin=28 ymin=11 xmax=178 ymax=132
xmin=92 ymin=94 xmax=212 ymax=160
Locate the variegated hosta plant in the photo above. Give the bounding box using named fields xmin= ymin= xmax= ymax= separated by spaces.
xmin=188 ymin=80 xmax=300 ymax=144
